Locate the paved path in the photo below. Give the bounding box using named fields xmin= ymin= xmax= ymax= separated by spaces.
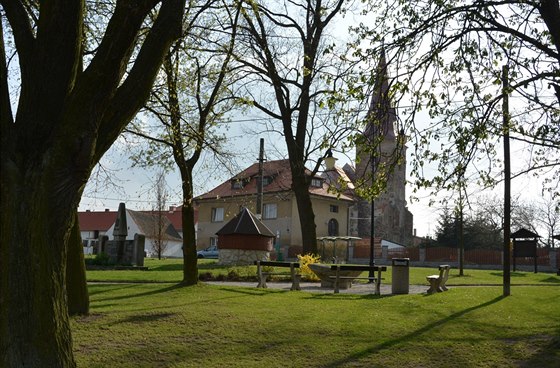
xmin=206 ymin=281 xmax=429 ymax=295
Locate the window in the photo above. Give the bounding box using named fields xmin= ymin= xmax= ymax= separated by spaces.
xmin=263 ymin=203 xmax=277 ymax=219
xmin=232 ymin=180 xmax=244 ymax=189
xmin=328 ymin=219 xmax=339 ymax=236
xmin=330 ymin=205 xmax=339 ymax=213
xmin=262 ymin=176 xmax=273 ymax=186
xmin=210 ymin=237 xmax=218 ymax=248
xmin=311 ymin=178 xmax=322 ymax=187
xmin=211 ymin=207 xmax=224 ymax=222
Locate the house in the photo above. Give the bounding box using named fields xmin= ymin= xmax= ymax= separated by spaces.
xmin=78 ymin=209 xmax=118 ymax=254
xmin=194 ymin=159 xmax=355 ymax=254
xmin=78 ymin=205 xmax=191 ymax=257
xmin=106 ymin=209 xmax=183 ymax=258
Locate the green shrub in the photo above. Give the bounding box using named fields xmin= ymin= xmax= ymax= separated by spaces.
xmin=85 ymin=252 xmax=111 ymax=266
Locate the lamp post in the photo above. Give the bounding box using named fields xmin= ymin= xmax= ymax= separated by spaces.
xmin=369 ymin=149 xmax=375 ymax=281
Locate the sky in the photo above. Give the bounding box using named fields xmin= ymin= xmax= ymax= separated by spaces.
xmin=76 ymin=118 xmax=523 ymax=240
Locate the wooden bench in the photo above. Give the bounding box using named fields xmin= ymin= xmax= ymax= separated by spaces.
xmin=426 ymin=265 xmax=450 ymax=294
xmin=254 ymin=261 xmax=301 ymax=291
xmin=330 ymin=264 xmax=387 ymax=295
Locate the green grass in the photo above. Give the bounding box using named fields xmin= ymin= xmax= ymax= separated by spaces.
xmin=72 ymin=283 xmax=560 ymax=367
xmin=86 ymin=258 xmax=560 ymax=286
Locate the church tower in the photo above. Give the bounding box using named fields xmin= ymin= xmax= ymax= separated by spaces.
xmin=352 ymin=50 xmax=413 ymax=246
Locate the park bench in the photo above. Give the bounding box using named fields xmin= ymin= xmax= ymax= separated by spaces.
xmin=329 ymin=264 xmax=387 ymax=295
xmin=426 ymin=265 xmax=450 ymax=294
xmin=254 ymin=260 xmax=301 ymax=291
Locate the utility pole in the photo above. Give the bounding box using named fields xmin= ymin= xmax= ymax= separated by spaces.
xmin=256 ymin=138 xmax=265 ymax=218
xmin=502 ymin=65 xmax=511 ymax=297
xmin=458 ymin=180 xmax=464 ymax=276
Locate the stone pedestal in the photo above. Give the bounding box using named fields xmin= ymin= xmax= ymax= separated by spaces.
xmin=219 ymin=249 xmax=270 ymax=266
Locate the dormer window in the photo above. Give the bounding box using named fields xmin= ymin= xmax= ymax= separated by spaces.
xmin=311 ymin=178 xmax=323 ymax=188
xmin=262 ymin=175 xmax=273 ymax=186
xmin=231 ymin=178 xmax=247 ymax=189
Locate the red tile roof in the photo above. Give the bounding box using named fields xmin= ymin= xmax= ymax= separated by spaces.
xmin=78 ymin=210 xmax=117 ymax=231
xmin=195 ymin=159 xmax=353 ymax=201
xmin=78 ymin=206 xmax=196 ymax=232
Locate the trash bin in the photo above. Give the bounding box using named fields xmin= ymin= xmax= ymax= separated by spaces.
xmin=391 ymin=258 xmax=410 ymax=294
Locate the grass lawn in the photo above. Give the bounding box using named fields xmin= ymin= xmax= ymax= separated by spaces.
xmin=78 ymin=261 xmax=560 ymax=367
xmin=86 ymin=258 xmax=560 ymax=286
xmin=72 ymin=282 xmax=560 ymax=367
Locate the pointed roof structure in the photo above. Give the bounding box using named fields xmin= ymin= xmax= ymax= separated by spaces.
xmin=216 ymin=207 xmax=275 ymax=237
xmin=364 ymin=48 xmax=396 ymax=141
xmin=510 ymin=228 xmax=540 ymax=239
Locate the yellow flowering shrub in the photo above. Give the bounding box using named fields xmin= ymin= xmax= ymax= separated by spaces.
xmin=297 ymin=253 xmax=321 ymax=281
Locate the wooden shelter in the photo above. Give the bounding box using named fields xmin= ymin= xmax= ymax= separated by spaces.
xmin=510 ymin=228 xmax=540 ymax=273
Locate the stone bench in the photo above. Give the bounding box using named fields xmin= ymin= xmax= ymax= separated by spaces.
xmin=254 ymin=260 xmax=301 ymax=291
xmin=329 ymin=264 xmax=387 ymax=295
xmin=426 ymin=265 xmax=450 ymax=294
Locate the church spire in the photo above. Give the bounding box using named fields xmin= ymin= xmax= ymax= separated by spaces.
xmin=365 ymin=48 xmax=396 ymax=141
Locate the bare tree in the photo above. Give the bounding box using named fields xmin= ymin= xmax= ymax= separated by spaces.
xmin=352 ymin=0 xmax=560 ymax=196
xmin=536 ymin=193 xmax=560 ymax=248
xmin=235 ymin=0 xmax=356 ymax=254
xmin=150 ymin=171 xmax=169 ymax=259
xmin=126 ymin=0 xmax=241 ymax=284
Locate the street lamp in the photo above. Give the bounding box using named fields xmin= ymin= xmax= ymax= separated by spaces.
xmin=324 ymin=148 xmax=337 ymax=171
xmin=369 ymin=149 xmax=375 ymax=281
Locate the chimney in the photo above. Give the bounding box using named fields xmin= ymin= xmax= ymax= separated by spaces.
xmin=105 ymin=208 xmax=110 ymax=212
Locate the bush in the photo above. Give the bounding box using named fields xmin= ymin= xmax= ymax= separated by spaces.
xmin=85 ymin=252 xmax=111 ymax=266
xmin=297 ymin=253 xmax=320 ymax=281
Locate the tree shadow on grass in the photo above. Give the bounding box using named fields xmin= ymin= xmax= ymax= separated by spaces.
xmin=92 ymin=283 xmax=185 ymax=302
xmin=490 ymin=271 xmax=528 ymax=278
xmin=539 ymin=276 xmax=560 ymax=284
xmin=112 ymin=312 xmax=176 ymax=325
xmin=213 ymin=286 xmax=288 ymax=296
xmin=517 ymin=331 xmax=560 ymax=368
xmin=322 ymin=295 xmax=506 ymax=367
xmin=88 ymin=283 xmax=140 ymax=297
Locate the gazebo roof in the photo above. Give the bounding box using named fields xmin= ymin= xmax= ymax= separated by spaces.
xmin=510 ymin=228 xmax=540 ymax=239
xmin=216 ymin=208 xmax=275 ymax=237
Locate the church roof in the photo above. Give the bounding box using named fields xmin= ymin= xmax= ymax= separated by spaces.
xmin=365 ymin=49 xmax=397 ymax=141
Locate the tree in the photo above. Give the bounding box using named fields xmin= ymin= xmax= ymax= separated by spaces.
xmin=150 ymin=171 xmax=169 ymax=260
xmin=353 ymin=0 xmax=559 ymax=194
xmin=66 ymin=215 xmax=89 ymax=316
xmin=235 ymin=0 xmax=353 ymax=254
xmin=535 ymin=192 xmax=560 ymax=248
xmin=126 ymin=0 xmax=240 ymax=285
xmin=434 ymin=206 xmax=503 ymax=250
xmin=0 ymin=1 xmax=185 ymax=366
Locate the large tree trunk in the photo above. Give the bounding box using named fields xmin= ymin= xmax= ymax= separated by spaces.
xmin=66 ymin=215 xmax=89 ymax=316
xmin=1 ymin=162 xmax=84 ymax=367
xmin=1 ymin=1 xmax=185 ymax=366
xmin=181 ymin=170 xmax=198 ymax=285
xmin=289 ymin=161 xmax=318 ymax=255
